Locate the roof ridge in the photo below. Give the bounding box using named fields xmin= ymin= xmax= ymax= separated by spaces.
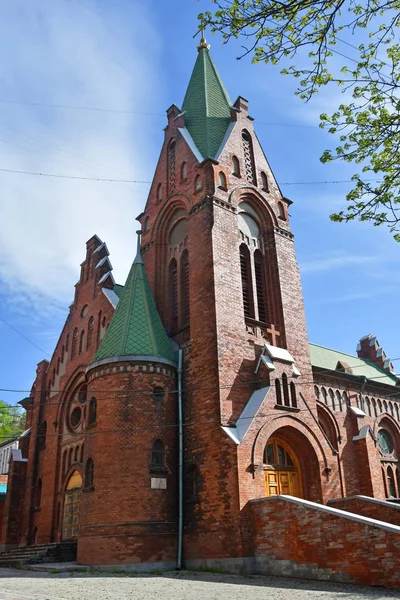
xmin=309 ymin=342 xmax=362 ymax=361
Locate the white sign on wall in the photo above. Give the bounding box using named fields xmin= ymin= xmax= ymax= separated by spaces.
xmin=151 ymin=477 xmax=167 ymax=490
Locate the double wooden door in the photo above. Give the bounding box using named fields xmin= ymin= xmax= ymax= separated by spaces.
xmin=264 ymin=469 xmax=300 ymax=497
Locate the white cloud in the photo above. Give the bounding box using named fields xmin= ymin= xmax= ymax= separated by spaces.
xmin=300 ymin=253 xmax=377 ymax=274
xmin=0 ymin=1 xmax=162 ymax=315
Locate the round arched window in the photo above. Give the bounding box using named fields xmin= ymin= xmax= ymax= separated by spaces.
xmin=70 ymin=407 xmax=82 ymax=429
xmin=238 ymin=212 xmax=259 ymax=239
xmin=378 ymin=429 xmax=394 ymax=455
xmin=169 ymin=219 xmax=188 ymax=247
xmin=152 ymin=387 xmax=166 ymax=402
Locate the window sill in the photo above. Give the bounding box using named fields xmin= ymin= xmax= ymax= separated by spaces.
xmin=218 ymin=185 xmax=228 ymax=192
xmin=150 ymin=466 xmax=168 ymax=474
xmin=274 ymin=404 xmax=300 ymax=413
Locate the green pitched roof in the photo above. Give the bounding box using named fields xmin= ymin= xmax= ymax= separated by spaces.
xmin=309 ymin=343 xmax=398 ymax=387
xmin=95 ymin=254 xmax=175 ymax=363
xmin=182 ymin=46 xmax=232 ymax=160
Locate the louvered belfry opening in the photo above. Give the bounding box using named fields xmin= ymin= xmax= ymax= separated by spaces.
xmin=169 ymin=258 xmax=179 ymax=331
xmin=242 ymin=130 xmax=257 ymax=185
xmin=240 ymin=244 xmax=255 ymax=319
xmin=254 ymin=250 xmax=267 ymax=324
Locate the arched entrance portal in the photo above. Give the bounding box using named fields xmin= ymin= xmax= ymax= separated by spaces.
xmin=264 ymin=437 xmax=303 ymax=498
xmin=62 ymin=470 xmax=82 ymax=540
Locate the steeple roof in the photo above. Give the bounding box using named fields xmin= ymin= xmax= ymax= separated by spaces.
xmin=94 ymin=237 xmax=175 ymax=364
xmin=182 ymin=42 xmax=232 ymax=160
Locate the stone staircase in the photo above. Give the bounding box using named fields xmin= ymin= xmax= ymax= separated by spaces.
xmin=0 ymin=542 xmax=77 ymax=568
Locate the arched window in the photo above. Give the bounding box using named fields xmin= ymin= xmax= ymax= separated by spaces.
xmin=194 ymin=174 xmax=202 ymax=191
xmin=387 ymin=466 xmax=396 ymax=497
xmin=85 ymin=458 xmax=94 ymax=488
xmin=144 ymin=216 xmax=150 ymax=233
xmin=383 ymin=400 xmax=388 ymax=413
xmin=71 ymin=328 xmax=78 ymax=360
xmin=61 ymin=345 xmax=65 ymax=363
xmin=335 ymin=390 xmax=342 ymax=412
xmin=74 ymin=446 xmax=79 ymax=463
xmin=232 ymin=155 xmax=240 ymax=177
xmin=242 ymin=130 xmax=256 ymax=185
xmin=372 ymin=398 xmax=377 ymax=417
xmin=35 ymin=478 xmax=42 ymax=508
xmin=167 ymin=140 xmax=176 ymax=194
xmin=180 ymin=250 xmax=190 ymax=329
xmin=314 ymin=385 xmax=320 ymax=400
xmin=87 ymin=316 xmax=94 ymax=349
xmin=321 ymin=387 xmax=327 ymax=405
xmin=80 ymin=444 xmax=84 ymax=463
xmin=390 ymin=402 xmax=394 ymax=417
xmin=342 ymin=391 xmax=349 ymax=409
xmin=152 ymin=387 xmax=166 ymax=402
xmin=282 ymin=373 xmax=290 ymax=407
xmin=218 ymin=171 xmax=227 ymax=189
xmin=254 ymin=250 xmax=267 ymax=323
xmin=378 ymin=400 xmax=383 ymax=414
xmin=260 ymin=171 xmax=268 ymax=192
xmin=239 ymin=244 xmax=255 ymax=319
xmin=68 ymin=448 xmax=73 ymax=467
xmin=168 ymin=258 xmax=178 ymax=331
xmin=186 ymin=464 xmax=200 ymax=501
xmin=66 ymin=334 xmax=69 ymax=352
xmin=79 ymin=330 xmax=85 ymax=354
xmin=365 ymin=396 xmax=371 ymax=416
xmin=290 ymin=381 xmax=297 ymax=408
xmin=151 ymin=440 xmax=164 ymax=467
xmin=56 ymin=357 xmax=60 ymax=375
xmin=275 ymin=379 xmax=282 ymax=405
xmin=62 ymin=450 xmax=67 ymax=474
xmin=88 ymin=398 xmax=97 ymax=425
xmin=181 ymin=162 xmax=187 ymax=181
xmin=156 ymin=183 xmax=163 ymax=203
xmin=328 ymin=389 xmax=335 ymax=410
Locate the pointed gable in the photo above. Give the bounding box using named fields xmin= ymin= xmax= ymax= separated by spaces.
xmin=94 ymin=250 xmax=175 ymax=363
xmin=182 ymin=44 xmax=232 ymax=160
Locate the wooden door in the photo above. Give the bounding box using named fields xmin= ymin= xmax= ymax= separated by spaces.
xmin=62 ymin=489 xmax=81 ymax=540
xmin=264 ymin=470 xmax=300 ymax=498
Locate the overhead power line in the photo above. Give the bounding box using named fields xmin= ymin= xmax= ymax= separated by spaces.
xmin=0 ymin=315 xmax=51 ymax=357
xmin=0 ymin=166 xmax=381 ymax=187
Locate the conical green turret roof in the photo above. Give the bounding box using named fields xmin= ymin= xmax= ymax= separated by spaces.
xmin=94 ymin=241 xmax=175 ymax=364
xmin=182 ymin=41 xmax=232 ymax=160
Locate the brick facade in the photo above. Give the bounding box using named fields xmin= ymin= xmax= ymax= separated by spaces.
xmin=2 ymin=42 xmax=400 ymax=583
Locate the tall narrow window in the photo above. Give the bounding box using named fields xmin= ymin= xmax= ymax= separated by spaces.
xmin=290 ymin=382 xmax=297 ymax=408
xmin=328 ymin=389 xmax=335 ymax=410
xmin=275 ymin=379 xmax=282 ymax=405
xmin=38 ymin=421 xmax=47 ymax=450
xmin=314 ymin=385 xmax=320 ymax=400
xmin=242 ymin=130 xmax=257 ymax=185
xmin=88 ymin=398 xmax=97 ymax=425
xmin=254 ymin=250 xmax=267 ymax=323
xmin=79 ymin=330 xmax=85 ymax=354
xmin=239 ymin=244 xmax=255 ymax=319
xmin=167 ymin=140 xmax=176 ymax=194
xmin=169 ymin=258 xmax=178 ymax=330
xmin=35 ymin=478 xmax=42 ymax=508
xmin=186 ymin=464 xmax=200 ymax=501
xmin=321 ymin=387 xmax=327 ymax=404
xmin=96 ymin=311 xmax=102 ymax=348
xmin=282 ymin=373 xmax=290 ymax=407
xmin=232 ymin=155 xmax=240 ymax=177
xmin=85 ymin=458 xmax=94 ymax=488
xmin=336 ymin=390 xmax=342 ymax=412
xmin=87 ymin=316 xmax=94 ymax=349
xmin=278 ymin=202 xmax=286 ymax=220
xmin=261 ymin=171 xmax=268 ymax=192
xmin=387 ymin=466 xmax=396 ymax=497
xmin=180 ymin=250 xmax=190 ymax=329
xmin=156 ymin=183 xmax=163 ymax=203
xmin=151 ymin=440 xmax=164 ymax=467
xmin=71 ymin=328 xmax=78 ymax=360
xmin=181 ymin=162 xmax=187 ymax=181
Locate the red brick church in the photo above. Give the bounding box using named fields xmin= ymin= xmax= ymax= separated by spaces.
xmin=2 ymin=35 xmax=400 ymax=586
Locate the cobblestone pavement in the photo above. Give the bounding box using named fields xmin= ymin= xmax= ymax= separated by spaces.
xmin=0 ymin=568 xmax=400 ymax=600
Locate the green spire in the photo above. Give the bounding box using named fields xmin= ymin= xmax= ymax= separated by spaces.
xmin=94 ymin=234 xmax=175 ymax=364
xmin=182 ymin=39 xmax=232 ymax=160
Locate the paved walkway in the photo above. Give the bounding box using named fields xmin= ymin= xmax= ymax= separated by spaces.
xmin=1 ymin=568 xmax=400 ymax=600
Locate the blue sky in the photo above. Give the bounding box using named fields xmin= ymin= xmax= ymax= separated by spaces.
xmin=0 ymin=0 xmax=399 ymax=406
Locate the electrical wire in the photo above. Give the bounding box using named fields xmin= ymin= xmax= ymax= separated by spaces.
xmin=0 ymin=316 xmax=51 ymax=357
